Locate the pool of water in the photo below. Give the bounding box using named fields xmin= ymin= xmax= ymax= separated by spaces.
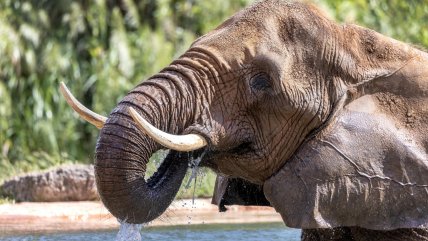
xmin=1 ymin=222 xmax=301 ymax=241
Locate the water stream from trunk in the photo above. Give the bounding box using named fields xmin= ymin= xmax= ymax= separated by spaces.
xmin=186 ymin=151 xmax=206 ymax=204
xmin=116 ymin=220 xmax=144 ymax=241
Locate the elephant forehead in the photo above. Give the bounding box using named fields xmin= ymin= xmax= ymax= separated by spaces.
xmin=191 ymin=18 xmax=276 ymax=68
xmin=189 ymin=1 xmax=318 ymax=67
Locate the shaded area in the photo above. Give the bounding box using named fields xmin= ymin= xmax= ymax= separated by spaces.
xmin=212 ymin=176 xmax=270 ymax=212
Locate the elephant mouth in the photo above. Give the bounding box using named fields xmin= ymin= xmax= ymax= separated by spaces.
xmin=182 ymin=125 xmax=258 ymax=169
xmin=227 ymin=141 xmax=255 ymax=155
xmin=199 ymin=141 xmax=257 ymax=169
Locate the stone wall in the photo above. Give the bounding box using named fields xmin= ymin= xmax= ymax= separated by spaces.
xmin=1 ymin=165 xmax=98 ymax=202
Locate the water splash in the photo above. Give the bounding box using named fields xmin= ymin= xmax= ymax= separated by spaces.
xmin=185 ymin=151 xmax=206 ymax=204
xmin=116 ymin=220 xmax=144 ymax=241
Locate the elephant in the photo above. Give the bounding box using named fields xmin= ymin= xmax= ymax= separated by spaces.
xmin=60 ymin=0 xmax=428 ymax=240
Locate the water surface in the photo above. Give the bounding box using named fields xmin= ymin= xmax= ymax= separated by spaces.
xmin=1 ymin=222 xmax=301 ymax=241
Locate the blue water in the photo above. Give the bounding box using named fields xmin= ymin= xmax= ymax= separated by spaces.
xmin=1 ymin=223 xmax=301 ymax=241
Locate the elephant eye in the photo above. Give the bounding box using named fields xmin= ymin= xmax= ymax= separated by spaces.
xmin=250 ymin=73 xmax=272 ymax=92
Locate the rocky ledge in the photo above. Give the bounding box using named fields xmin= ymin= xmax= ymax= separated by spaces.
xmin=1 ymin=164 xmax=98 ymax=202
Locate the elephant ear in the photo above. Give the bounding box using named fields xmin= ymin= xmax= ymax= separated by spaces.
xmin=212 ymin=175 xmax=271 ymax=212
xmin=263 ymin=95 xmax=428 ymax=230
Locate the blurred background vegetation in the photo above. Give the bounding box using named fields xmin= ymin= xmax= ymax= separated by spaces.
xmin=0 ymin=0 xmax=427 ymax=197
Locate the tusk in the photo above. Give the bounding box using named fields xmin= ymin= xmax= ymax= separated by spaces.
xmin=59 ymin=82 xmax=107 ymax=129
xmin=128 ymin=107 xmax=207 ymax=152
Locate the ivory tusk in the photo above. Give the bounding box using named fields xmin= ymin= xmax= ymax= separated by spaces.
xmin=59 ymin=82 xmax=107 ymax=129
xmin=128 ymin=107 xmax=207 ymax=152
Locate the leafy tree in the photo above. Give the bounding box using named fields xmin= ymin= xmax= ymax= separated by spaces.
xmin=315 ymin=0 xmax=428 ymax=48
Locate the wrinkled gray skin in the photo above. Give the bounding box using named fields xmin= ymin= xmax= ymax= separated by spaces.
xmin=264 ymin=95 xmax=428 ymax=230
xmin=91 ymin=1 xmax=428 ymax=240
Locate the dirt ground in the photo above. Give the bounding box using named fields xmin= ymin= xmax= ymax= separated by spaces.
xmin=0 ymin=199 xmax=282 ymax=235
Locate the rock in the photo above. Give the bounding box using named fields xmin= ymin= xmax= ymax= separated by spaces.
xmin=1 ymin=164 xmax=98 ymax=202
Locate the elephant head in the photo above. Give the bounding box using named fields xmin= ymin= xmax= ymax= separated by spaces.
xmin=62 ymin=0 xmax=428 ymax=230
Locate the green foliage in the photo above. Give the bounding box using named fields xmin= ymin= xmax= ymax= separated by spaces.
xmin=177 ymin=168 xmax=217 ymax=199
xmin=314 ymin=0 xmax=428 ymax=48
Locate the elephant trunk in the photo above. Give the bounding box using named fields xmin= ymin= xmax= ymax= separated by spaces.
xmin=95 ymin=74 xmax=201 ymax=224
